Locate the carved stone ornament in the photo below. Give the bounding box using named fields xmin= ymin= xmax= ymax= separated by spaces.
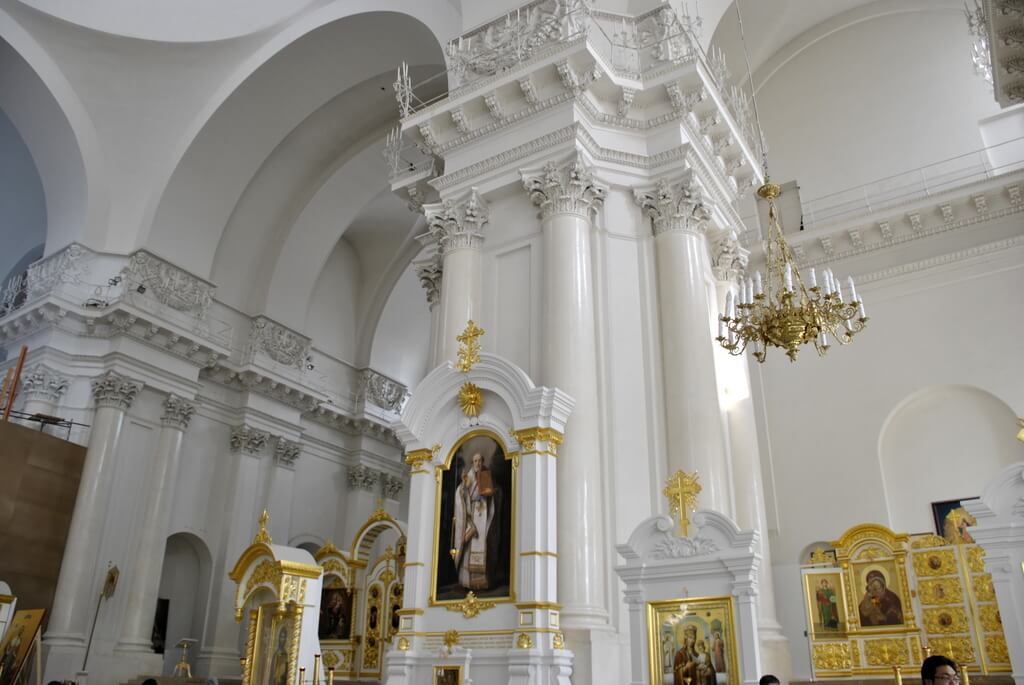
xmin=90 ymin=370 xmax=143 ymax=411
xmin=650 ymin=535 xmax=719 ymax=559
xmin=20 ymin=364 xmax=70 ymax=405
xmin=274 ymin=438 xmax=301 ymax=468
xmin=123 ymin=250 xmax=214 ymax=319
xmin=423 ymin=189 xmax=489 ymax=255
xmin=26 ymin=243 xmax=88 ymax=300
xmin=710 ymin=229 xmax=750 ymax=282
xmin=248 ymin=316 xmax=311 ymax=368
xmin=231 ymin=424 xmax=270 ymax=455
xmin=347 ymin=464 xmax=380 ymax=492
xmin=161 ymin=394 xmax=196 ymax=430
xmin=523 ymin=159 xmax=606 ymax=218
xmin=358 ymin=368 xmax=409 ymax=413
xmin=634 ymin=174 xmax=712 ymax=236
xmin=443 ymin=0 xmax=591 ymax=88
xmin=381 ymin=473 xmax=404 ymax=500
xmin=413 ymin=254 xmax=443 ymax=308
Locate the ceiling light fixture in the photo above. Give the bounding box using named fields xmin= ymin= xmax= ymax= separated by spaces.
xmin=716 ymin=1 xmax=868 ymax=363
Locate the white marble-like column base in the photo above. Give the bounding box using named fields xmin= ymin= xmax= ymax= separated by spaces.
xmin=758 ymin=629 xmax=792 ymax=684
xmin=507 ymin=648 xmax=575 ymax=685
xmin=196 ymin=646 xmax=242 ymax=677
xmin=105 ymin=649 xmax=164 ymax=685
xmin=559 ymin=605 xmax=610 ymax=629
xmin=562 ymin=626 xmax=620 ymax=685
xmin=41 ymin=639 xmax=86 ymax=684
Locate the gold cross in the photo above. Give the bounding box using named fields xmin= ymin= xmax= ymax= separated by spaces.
xmin=253 ymin=509 xmax=272 ymax=545
xmin=663 ymin=470 xmax=701 ymax=537
xmin=456 ymin=320 xmax=485 ymax=372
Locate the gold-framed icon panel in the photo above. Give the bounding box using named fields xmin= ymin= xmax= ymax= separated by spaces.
xmin=645 ymin=595 xmax=742 ymax=685
xmin=429 ymin=428 xmax=518 ymax=608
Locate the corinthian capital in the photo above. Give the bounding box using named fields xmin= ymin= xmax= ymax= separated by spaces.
xmin=90 ymin=370 xmax=143 ymax=411
xmin=413 ymin=253 xmax=443 ymax=308
xmin=274 ymin=438 xmax=301 ymax=469
xmin=422 ymin=188 xmax=488 ymax=255
xmin=21 ymin=364 xmax=70 ymax=405
xmin=709 ymin=229 xmax=750 ymax=282
xmin=347 ymin=464 xmax=380 ymax=492
xmin=230 ymin=424 xmax=269 ymax=455
xmin=633 ymin=173 xmax=712 ymax=236
xmin=522 ymin=158 xmax=606 ymax=219
xmin=161 ymin=394 xmax=196 ymax=430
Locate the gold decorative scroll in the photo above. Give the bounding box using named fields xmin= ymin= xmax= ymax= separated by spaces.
xmin=812 ymin=643 xmax=852 ymax=671
xmin=444 ymin=591 xmax=496 ymax=619
xmin=443 ymin=629 xmax=460 ymax=651
xmin=516 ymin=633 xmax=533 ymax=649
xmin=405 ymin=444 xmax=440 ymax=475
xmin=864 ymin=638 xmax=909 ymax=666
xmin=809 ymin=547 xmax=833 ymax=565
xmin=913 ymin=550 xmax=957 ymax=577
xmin=456 ymin=320 xmax=484 ymax=372
xmin=985 ymin=634 xmax=1009 ymax=663
xmin=911 ymin=534 xmax=948 ymax=549
xmin=918 ymin=578 xmax=962 ymax=605
xmin=967 ymin=546 xmax=986 ymax=573
xmin=663 ymin=470 xmax=701 ymax=536
xmin=972 ymin=574 xmax=995 ymax=601
xmin=977 ymin=604 xmax=1002 ymax=632
xmin=922 ymin=607 xmax=969 ymax=634
xmin=926 ymin=637 xmax=975 ymax=663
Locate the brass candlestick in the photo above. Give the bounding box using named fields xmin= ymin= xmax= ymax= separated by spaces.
xmin=313 ymin=654 xmax=320 ymax=685
xmin=298 ymin=666 xmax=305 ymax=685
xmin=327 ymin=667 xmax=335 ymax=685
xmin=962 ymin=668 xmax=971 ymax=685
xmin=893 ymin=665 xmax=902 ymax=685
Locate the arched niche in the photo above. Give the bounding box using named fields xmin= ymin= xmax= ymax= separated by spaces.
xmin=879 ymin=385 xmax=1020 ymax=535
xmin=155 ymin=532 xmax=213 ymax=674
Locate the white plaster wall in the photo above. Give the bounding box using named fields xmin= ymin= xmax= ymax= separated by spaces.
xmin=880 ymin=385 xmax=1021 ymax=535
xmin=755 ymin=237 xmax=1024 ymax=679
xmin=0 ymin=107 xmax=46 ymax=282
xmin=754 ymin=8 xmax=1002 ymax=201
xmin=369 ymin=264 xmax=432 ymax=389
xmin=306 ymin=239 xmax=362 ymax=364
xmin=290 ymin=451 xmax=350 ymax=546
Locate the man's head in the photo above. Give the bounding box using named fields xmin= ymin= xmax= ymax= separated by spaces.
xmin=821 ymin=580 xmax=830 ymax=589
xmin=471 ymin=452 xmax=483 ymax=472
xmin=759 ymin=675 xmax=780 ymax=685
xmin=921 ymin=655 xmax=959 ymax=685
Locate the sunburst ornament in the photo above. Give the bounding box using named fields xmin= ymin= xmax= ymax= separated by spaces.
xmin=459 ymin=381 xmax=483 ymax=416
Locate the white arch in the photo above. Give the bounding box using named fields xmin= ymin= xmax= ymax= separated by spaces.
xmin=0 ymin=9 xmax=108 ymax=255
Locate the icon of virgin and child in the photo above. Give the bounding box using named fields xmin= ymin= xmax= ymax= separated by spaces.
xmin=671 ymin=624 xmax=726 ymax=685
xmin=435 ymin=434 xmax=512 ymax=601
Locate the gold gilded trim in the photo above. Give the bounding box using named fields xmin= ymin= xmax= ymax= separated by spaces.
xmin=396 ymin=608 xmax=424 ymax=616
xmin=515 ymin=601 xmax=562 ymax=610
xmin=511 ymin=427 xmax=563 ymax=457
xmin=444 ymin=591 xmax=497 ymax=619
xmin=520 ymin=550 xmax=558 ymax=558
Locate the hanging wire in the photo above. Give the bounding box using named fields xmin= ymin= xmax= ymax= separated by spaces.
xmin=734 ymin=0 xmax=769 ymax=178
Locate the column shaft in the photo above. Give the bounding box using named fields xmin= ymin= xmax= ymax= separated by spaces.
xmin=47 ymin=372 xmax=141 ymax=645
xmin=116 ymin=395 xmax=195 ymax=653
xmin=438 ymin=247 xmax=482 ymax=364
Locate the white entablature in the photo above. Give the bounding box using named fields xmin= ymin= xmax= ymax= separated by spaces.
xmin=389 ymin=0 xmax=764 ymax=224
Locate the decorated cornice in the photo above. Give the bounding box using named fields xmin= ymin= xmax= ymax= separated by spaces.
xmin=633 ymin=173 xmax=712 ymax=236
xmin=91 ymin=370 xmax=143 ymax=411
xmin=357 ymin=368 xmax=409 ymax=414
xmin=247 ymin=316 xmax=312 ymax=369
xmin=522 ymin=158 xmax=606 ymax=219
xmin=122 ymin=249 xmax=215 ymax=320
xmin=161 ymin=394 xmax=196 ymax=430
xmin=230 ymin=424 xmax=270 ymax=455
xmin=304 ymin=404 xmax=402 ymax=447
xmin=421 ymin=189 xmax=489 ymax=255
xmin=20 ymin=364 xmax=70 ymax=405
xmin=201 ymin=365 xmax=325 ymax=413
xmin=274 ymin=437 xmax=301 ymax=469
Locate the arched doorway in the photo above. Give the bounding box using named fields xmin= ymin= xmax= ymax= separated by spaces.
xmin=154 ymin=532 xmax=213 ymax=675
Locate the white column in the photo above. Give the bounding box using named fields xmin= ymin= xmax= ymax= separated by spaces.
xmin=115 ymin=395 xmax=196 ymax=656
xmin=422 ymin=189 xmax=487 ymax=365
xmin=197 ymin=424 xmax=268 ymax=677
xmin=19 ymin=364 xmax=70 ymax=418
xmin=414 ymin=254 xmax=444 ymax=369
xmin=265 ymin=438 xmax=300 ymax=541
xmin=343 ymin=463 xmax=381 ymax=543
xmin=635 ymin=176 xmax=731 ymax=514
xmin=44 ymin=371 xmax=142 ymax=668
xmin=521 ymin=158 xmax=609 ymax=629
xmin=710 ymin=233 xmax=791 ymax=678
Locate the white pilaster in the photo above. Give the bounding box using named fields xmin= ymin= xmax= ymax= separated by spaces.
xmin=414 ymin=254 xmax=444 ymax=369
xmin=634 ymin=175 xmax=731 ymax=515
xmin=522 ymin=157 xmax=610 ymax=682
xmin=44 ymin=370 xmax=143 ymax=681
xmin=422 ymin=189 xmax=487 ymax=365
xmin=114 ymin=395 xmax=196 ymax=671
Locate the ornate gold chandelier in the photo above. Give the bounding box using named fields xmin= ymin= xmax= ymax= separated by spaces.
xmin=716 ymin=182 xmax=867 ymax=362
xmin=715 ymin=1 xmax=867 ymax=363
